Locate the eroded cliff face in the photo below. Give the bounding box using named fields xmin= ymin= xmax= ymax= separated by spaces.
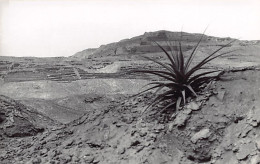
xmin=0 ymin=69 xmax=259 ymax=164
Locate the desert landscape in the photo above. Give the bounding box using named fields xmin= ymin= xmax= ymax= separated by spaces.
xmin=0 ymin=30 xmax=260 ymax=164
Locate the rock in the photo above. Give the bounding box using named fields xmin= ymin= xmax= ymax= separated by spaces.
xmin=48 ymin=150 xmax=57 ymax=158
xmin=183 ymin=108 xmax=192 ymax=114
xmin=173 ymin=112 xmax=190 ymax=127
xmin=40 ymin=148 xmax=48 ymax=155
xmin=247 ymin=106 xmax=260 ymax=127
xmin=122 ymin=117 xmax=134 ymax=124
xmin=232 ymin=144 xmax=239 ymax=152
xmin=250 ymin=154 xmax=260 ymax=164
xmin=32 ymin=158 xmax=41 ymax=164
xmin=117 ymin=147 xmax=125 ymax=154
xmin=48 ymin=149 xmax=61 ymax=158
xmin=60 ymin=155 xmax=72 ymax=163
xmin=72 ymin=156 xmax=80 ymax=163
xmin=103 ymin=129 xmax=110 ymax=140
xmin=153 ymin=124 xmax=165 ymax=133
xmin=130 ymin=140 xmax=141 ymax=147
xmin=186 ymin=101 xmax=200 ymax=111
xmin=255 ymin=138 xmax=260 ymax=150
xmin=158 ymin=143 xmax=167 ymax=149
xmin=237 ymin=124 xmax=253 ymax=138
xmin=191 ymin=128 xmax=211 ymax=143
xmin=143 ymin=141 xmax=151 ymax=147
xmin=147 ymin=133 xmax=157 ymax=142
xmin=216 ymin=91 xmax=226 ymax=101
xmin=236 ymin=142 xmax=257 ymax=160
xmin=214 ymin=151 xmax=238 ymax=164
xmin=168 ymin=122 xmax=175 ymax=132
xmin=63 ymin=139 xmax=75 ymax=147
xmin=136 ymin=145 xmax=145 ymax=153
xmin=93 ymin=156 xmax=101 ymax=163
xmin=83 ymin=155 xmax=95 ymax=163
xmin=154 ymin=124 xmax=165 ymax=130
xmin=2 ymin=113 xmax=43 ymax=137
xmin=49 ymin=160 xmax=58 ymax=164
xmin=0 ymin=95 xmax=46 ymax=138
xmin=139 ymin=131 xmax=147 ymax=137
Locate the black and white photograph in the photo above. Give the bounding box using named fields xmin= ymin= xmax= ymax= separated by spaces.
xmin=0 ymin=0 xmax=260 ymax=163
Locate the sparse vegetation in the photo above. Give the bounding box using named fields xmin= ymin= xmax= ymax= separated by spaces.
xmin=131 ymin=34 xmax=236 ymax=113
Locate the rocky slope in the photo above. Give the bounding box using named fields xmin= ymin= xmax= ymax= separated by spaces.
xmin=0 ymin=68 xmax=260 ymax=164
xmin=0 ymin=30 xmax=260 ymax=164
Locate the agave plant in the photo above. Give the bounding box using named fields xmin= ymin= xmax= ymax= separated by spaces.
xmin=131 ymin=34 xmax=236 ymax=113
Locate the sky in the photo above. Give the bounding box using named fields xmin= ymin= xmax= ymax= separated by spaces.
xmin=0 ymin=0 xmax=260 ymax=57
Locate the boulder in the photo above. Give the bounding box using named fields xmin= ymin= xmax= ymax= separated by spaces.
xmin=191 ymin=128 xmax=211 ymax=143
xmin=186 ymin=101 xmax=200 ymax=111
xmin=236 ymin=142 xmax=257 ymax=160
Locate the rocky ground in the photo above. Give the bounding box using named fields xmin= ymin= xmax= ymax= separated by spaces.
xmin=0 ymin=68 xmax=259 ymax=164
xmin=0 ymin=31 xmax=260 ymax=163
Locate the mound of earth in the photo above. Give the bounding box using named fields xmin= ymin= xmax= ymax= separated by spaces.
xmin=0 ymin=69 xmax=259 ymax=164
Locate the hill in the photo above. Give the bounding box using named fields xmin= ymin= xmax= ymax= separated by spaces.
xmin=71 ymin=30 xmax=242 ymax=59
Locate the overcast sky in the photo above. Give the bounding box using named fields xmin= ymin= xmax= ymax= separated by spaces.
xmin=0 ymin=0 xmax=260 ymax=57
